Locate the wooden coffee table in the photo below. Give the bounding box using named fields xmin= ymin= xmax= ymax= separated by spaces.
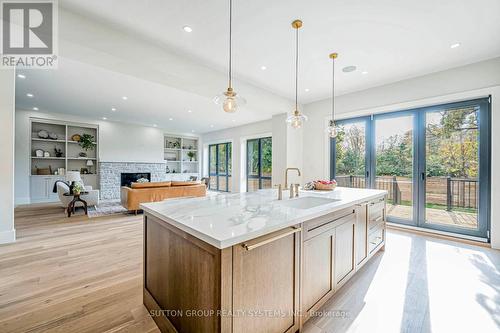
xmin=64 ymin=192 xmax=89 ymax=217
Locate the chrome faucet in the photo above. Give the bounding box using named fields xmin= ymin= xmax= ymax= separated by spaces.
xmin=275 ymin=184 xmax=283 ymax=200
xmin=284 ymin=168 xmax=301 ymax=190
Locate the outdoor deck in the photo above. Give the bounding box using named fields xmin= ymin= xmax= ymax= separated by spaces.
xmin=387 ymin=204 xmax=477 ymax=229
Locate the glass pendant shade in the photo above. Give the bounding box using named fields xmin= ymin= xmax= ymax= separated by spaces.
xmin=287 ymin=19 xmax=307 ymax=129
xmin=214 ymin=88 xmax=247 ymax=113
xmin=326 ymin=52 xmax=338 ymax=137
xmin=214 ymin=0 xmax=244 ymax=113
xmin=286 ymin=110 xmax=308 ymax=129
xmin=326 ymin=119 xmax=338 ymax=138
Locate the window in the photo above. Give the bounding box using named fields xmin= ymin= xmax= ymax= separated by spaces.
xmin=208 ymin=142 xmax=232 ymax=192
xmin=247 ymin=137 xmax=272 ymax=192
xmin=331 ymin=98 xmax=490 ymax=239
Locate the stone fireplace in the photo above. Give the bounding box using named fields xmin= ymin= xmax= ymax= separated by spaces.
xmin=99 ymin=162 xmax=166 ymax=199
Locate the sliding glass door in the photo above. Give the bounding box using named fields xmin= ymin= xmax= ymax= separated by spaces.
xmin=419 ymin=101 xmax=489 ymax=237
xmin=331 ymin=98 xmax=490 ymax=239
xmin=208 ymin=142 xmax=232 ymax=192
xmin=332 ymin=118 xmax=370 ymax=188
xmin=247 ymin=137 xmax=272 ymax=192
xmin=374 ymin=112 xmax=416 ymax=224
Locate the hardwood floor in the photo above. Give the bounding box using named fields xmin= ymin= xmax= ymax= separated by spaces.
xmin=1 ymin=204 xmax=499 ymax=333
xmin=0 ymin=203 xmax=159 ymax=333
xmin=303 ymin=228 xmax=500 ymax=333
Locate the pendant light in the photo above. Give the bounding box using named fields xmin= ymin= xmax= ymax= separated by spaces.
xmin=286 ymin=19 xmax=308 ymax=129
xmin=214 ymin=0 xmax=246 ymax=113
xmin=326 ymin=52 xmax=338 ymax=138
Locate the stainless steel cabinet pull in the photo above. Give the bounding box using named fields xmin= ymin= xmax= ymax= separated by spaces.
xmin=242 ymin=227 xmax=301 ymax=251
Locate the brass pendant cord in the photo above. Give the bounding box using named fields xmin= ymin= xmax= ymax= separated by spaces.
xmin=294 ymin=25 xmax=299 ymax=111
xmin=228 ymin=0 xmax=233 ymax=89
xmin=331 ymin=56 xmax=335 ymax=120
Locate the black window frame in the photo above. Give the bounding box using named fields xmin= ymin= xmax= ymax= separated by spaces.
xmin=208 ymin=142 xmax=232 ymax=192
xmin=246 ymin=137 xmax=272 ymax=192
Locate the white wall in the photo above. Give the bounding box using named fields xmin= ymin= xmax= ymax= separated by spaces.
xmin=15 ymin=109 xmax=185 ymax=204
xmin=201 ymin=115 xmax=304 ymax=193
xmin=0 ymin=70 xmax=16 ymax=244
xmin=201 ymin=119 xmax=272 ymax=193
xmin=302 ymin=57 xmax=500 ymax=249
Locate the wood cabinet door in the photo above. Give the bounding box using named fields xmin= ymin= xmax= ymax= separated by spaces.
xmin=232 ymin=227 xmax=300 ymax=333
xmin=334 ymin=218 xmax=356 ymax=288
xmin=355 ymin=203 xmax=368 ymax=267
xmin=302 ymin=228 xmax=335 ymax=314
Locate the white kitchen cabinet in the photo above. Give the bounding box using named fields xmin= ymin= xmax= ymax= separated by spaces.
xmin=30 ymin=176 xmax=65 ymax=203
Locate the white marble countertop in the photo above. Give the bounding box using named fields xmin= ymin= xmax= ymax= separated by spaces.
xmin=141 ymin=187 xmax=387 ymax=249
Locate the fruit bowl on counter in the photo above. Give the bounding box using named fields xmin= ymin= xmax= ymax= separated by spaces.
xmin=313 ymin=179 xmax=337 ymax=191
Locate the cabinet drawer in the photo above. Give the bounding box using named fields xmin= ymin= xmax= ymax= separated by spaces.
xmin=303 ymin=207 xmax=355 ymax=241
xmin=368 ymin=200 xmax=385 ymax=230
xmin=368 ymin=226 xmax=384 ymax=254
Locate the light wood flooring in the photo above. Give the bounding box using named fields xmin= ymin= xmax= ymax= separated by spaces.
xmin=0 ymin=204 xmax=159 ymax=333
xmin=1 ymin=204 xmax=499 ymax=333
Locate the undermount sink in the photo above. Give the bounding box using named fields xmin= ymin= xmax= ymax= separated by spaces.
xmin=277 ymin=196 xmax=341 ymax=210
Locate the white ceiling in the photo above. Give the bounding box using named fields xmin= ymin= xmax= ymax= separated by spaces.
xmin=59 ymin=0 xmax=500 ymax=102
xmin=15 ymin=0 xmax=500 ymax=133
xmin=15 ymin=57 xmax=270 ymax=134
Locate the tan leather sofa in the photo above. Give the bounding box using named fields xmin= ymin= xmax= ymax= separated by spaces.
xmin=120 ymin=181 xmax=206 ymax=213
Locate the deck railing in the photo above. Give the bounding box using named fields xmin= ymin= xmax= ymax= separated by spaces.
xmin=335 ymin=175 xmax=478 ymax=210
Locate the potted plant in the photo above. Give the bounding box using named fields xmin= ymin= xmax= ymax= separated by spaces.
xmin=187 ymin=151 xmax=196 ymax=161
xmin=72 ymin=182 xmax=84 ymax=195
xmin=78 ymin=134 xmax=96 ymax=151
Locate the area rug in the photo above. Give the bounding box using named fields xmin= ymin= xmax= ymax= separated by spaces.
xmin=87 ymin=200 xmax=128 ymax=218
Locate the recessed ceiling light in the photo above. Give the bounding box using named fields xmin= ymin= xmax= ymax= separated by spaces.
xmin=187 ymin=109 xmax=192 ymax=113
xmin=450 ymin=43 xmax=461 ymax=49
xmin=33 ymin=107 xmax=39 ymax=111
xmin=210 ymin=124 xmax=214 ymax=128
xmin=153 ymin=124 xmax=157 ymax=127
xmin=169 ymin=117 xmax=173 ymax=121
xmin=304 ymin=88 xmax=310 ymax=92
xmin=260 ymin=65 xmax=267 ymax=70
xmin=191 ymin=130 xmax=195 ymax=133
xmin=102 ymin=117 xmax=107 ymax=120
xmin=26 ymin=93 xmax=34 ymax=98
xmin=183 ymin=25 xmax=193 ymax=33
xmin=111 ymin=107 xmax=117 ymax=111
xmin=232 ymin=119 xmax=236 ymax=122
xmin=122 ymin=96 xmax=128 ymax=100
xmin=17 ymin=74 xmax=26 ymax=79
xmin=362 ymin=71 xmax=368 ymax=75
xmin=342 ymin=66 xmax=357 ymax=73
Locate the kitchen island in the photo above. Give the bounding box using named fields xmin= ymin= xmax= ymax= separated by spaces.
xmin=141 ymin=187 xmax=387 ymax=333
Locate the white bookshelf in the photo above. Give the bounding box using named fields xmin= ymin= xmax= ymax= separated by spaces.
xmin=30 ymin=118 xmax=99 ymax=203
xmin=164 ymin=135 xmax=199 ymax=180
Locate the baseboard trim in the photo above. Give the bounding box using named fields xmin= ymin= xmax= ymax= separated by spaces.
xmin=15 ymin=197 xmax=30 ymax=206
xmin=0 ymin=229 xmax=16 ymax=245
xmin=386 ymin=223 xmax=490 ymax=248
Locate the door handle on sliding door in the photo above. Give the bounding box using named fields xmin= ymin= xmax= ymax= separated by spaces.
xmin=421 ymin=172 xmax=426 ymax=181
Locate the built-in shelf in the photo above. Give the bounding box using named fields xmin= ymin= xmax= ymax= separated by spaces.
xmin=30 ymin=119 xmax=99 ymax=177
xmin=67 ymin=140 xmax=97 ymax=145
xmin=164 ymin=134 xmax=199 ymax=179
xmin=31 ymin=138 xmax=66 ymax=143
xmin=31 ymin=156 xmax=65 ymax=160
